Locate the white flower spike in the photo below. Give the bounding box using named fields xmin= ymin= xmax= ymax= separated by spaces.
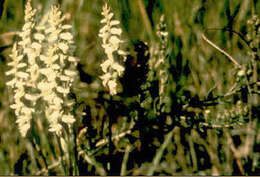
xmin=99 ymin=3 xmax=127 ymax=95
xmin=6 ymin=0 xmax=78 ymax=137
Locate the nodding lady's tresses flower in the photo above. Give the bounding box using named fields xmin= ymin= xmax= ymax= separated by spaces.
xmin=6 ymin=0 xmax=78 ymax=137
xmin=156 ymin=15 xmax=169 ymax=106
xmin=6 ymin=0 xmax=36 ymax=137
xmin=99 ymin=3 xmax=127 ymax=95
xmin=39 ymin=5 xmax=77 ymax=136
xmin=148 ymin=14 xmax=169 ymax=109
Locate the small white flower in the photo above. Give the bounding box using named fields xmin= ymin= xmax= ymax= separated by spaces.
xmin=100 ymin=59 xmax=113 ymax=73
xmin=39 ymin=68 xmax=52 ymax=75
xmin=62 ymin=24 xmax=72 ymax=29
xmin=68 ymin=56 xmax=77 ymax=62
xmin=31 ymin=42 xmax=42 ymax=50
xmin=17 ymin=63 xmax=27 ymax=68
xmin=16 ymin=115 xmax=31 ymax=124
xmin=58 ymin=42 xmax=69 ymax=53
xmin=5 ymin=68 xmax=16 ymax=76
xmin=111 ymin=62 xmax=124 ymax=76
xmin=118 ymin=50 xmax=127 ymax=56
xmin=48 ymin=33 xmax=58 ymax=42
xmin=110 ymin=36 xmax=121 ymax=46
xmin=62 ymin=114 xmax=75 ymax=124
xmin=53 ymin=97 xmax=63 ymax=105
xmin=17 ymin=71 xmax=29 ymax=79
xmin=57 ymin=86 xmax=70 ymax=94
xmin=52 ymin=64 xmax=60 ymax=70
xmin=34 ymin=33 xmax=45 ymax=41
xmin=45 ymin=27 xmax=56 ymax=34
xmin=24 ymin=94 xmax=39 ymax=101
xmin=64 ymin=69 xmax=77 ymax=77
xmin=100 ymin=72 xmax=112 ymax=87
xmin=39 ymin=55 xmax=48 ymax=61
xmin=110 ymin=20 xmax=120 ymax=26
xmin=60 ymin=32 xmax=73 ymax=40
xmin=48 ymin=123 xmax=63 ymax=135
xmin=59 ymin=75 xmax=71 ymax=81
xmin=44 ymin=92 xmax=56 ymax=102
xmin=49 ymin=110 xmax=61 ymax=119
xmin=20 ymin=107 xmax=34 ymax=114
xmin=6 ymin=79 xmax=16 ymax=87
xmin=10 ymin=103 xmax=20 ymax=110
xmin=107 ymin=13 xmax=114 ymax=20
xmin=19 ymin=123 xmax=31 ymax=137
xmin=110 ymin=28 xmax=122 ymax=35
xmin=107 ymin=80 xmax=117 ymax=95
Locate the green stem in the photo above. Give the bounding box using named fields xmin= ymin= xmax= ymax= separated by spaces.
xmin=108 ymin=96 xmax=113 ymax=175
xmin=147 ymin=128 xmax=175 ymax=175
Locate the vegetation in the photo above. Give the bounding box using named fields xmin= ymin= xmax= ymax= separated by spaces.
xmin=0 ymin=0 xmax=260 ymax=175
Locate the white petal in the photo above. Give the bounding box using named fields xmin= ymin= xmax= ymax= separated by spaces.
xmin=62 ymin=115 xmax=75 ymax=124
xmin=49 ymin=110 xmax=60 ymax=120
xmin=5 ymin=68 xmax=16 ymax=75
xmin=22 ymin=22 xmax=33 ymax=31
xmin=53 ymin=97 xmax=63 ymax=105
xmin=10 ymin=103 xmax=19 ymax=109
xmin=6 ymin=79 xmax=16 ymax=87
xmin=111 ymin=62 xmax=124 ymax=75
xmin=17 ymin=71 xmax=29 ymax=79
xmin=62 ymin=24 xmax=72 ymax=29
xmin=60 ymin=75 xmax=71 ymax=81
xmin=39 ymin=55 xmax=48 ymax=61
xmin=17 ymin=63 xmax=27 ymax=68
xmin=64 ymin=70 xmax=76 ymax=77
xmin=48 ymin=124 xmax=63 ymax=135
xmin=60 ymin=32 xmax=73 ymax=40
xmin=107 ymin=13 xmax=114 ymax=20
xmin=21 ymin=107 xmax=34 ymax=114
xmin=57 ymin=86 xmax=69 ymax=94
xmin=68 ymin=56 xmax=77 ymax=62
xmin=110 ymin=20 xmax=120 ymax=26
xmin=24 ymin=94 xmax=38 ymax=101
xmin=100 ymin=59 xmax=113 ymax=73
xmin=45 ymin=27 xmax=56 ymax=34
xmin=52 ymin=55 xmax=59 ymax=62
xmin=31 ymin=42 xmax=42 ymax=50
xmin=110 ymin=36 xmax=121 ymax=45
xmin=100 ymin=73 xmax=111 ymax=86
xmin=110 ymin=28 xmax=122 ymax=35
xmin=39 ymin=68 xmax=52 ymax=75
xmin=48 ymin=34 xmax=58 ymax=42
xmin=108 ymin=80 xmax=117 ymax=95
xmin=34 ymin=33 xmax=45 ymax=41
xmin=19 ymin=123 xmax=30 ymax=137
xmin=52 ymin=64 xmax=60 ymax=70
xmin=58 ymin=43 xmax=69 ymax=53
xmin=118 ymin=50 xmax=126 ymax=56
xmin=100 ymin=18 xmax=107 ymax=23
xmin=99 ymin=25 xmax=109 ymax=34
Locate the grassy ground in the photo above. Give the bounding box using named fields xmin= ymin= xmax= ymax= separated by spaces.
xmin=0 ymin=0 xmax=260 ymax=175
